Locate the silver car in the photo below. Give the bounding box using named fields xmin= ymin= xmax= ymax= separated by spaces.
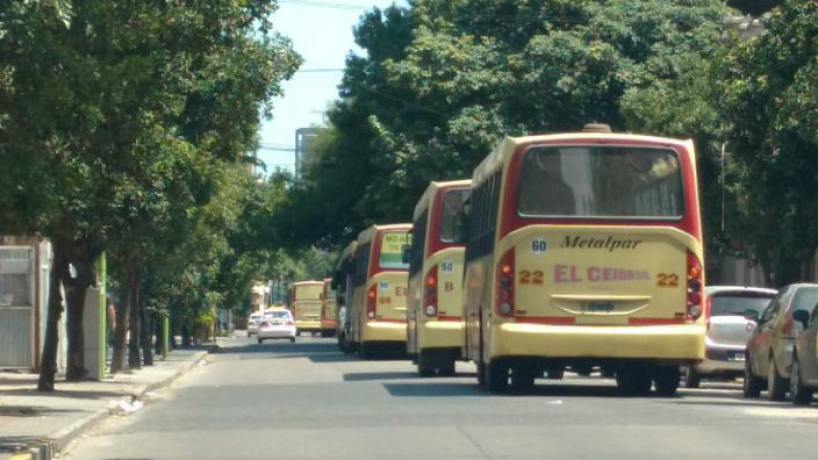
xmin=684 ymin=285 xmax=777 ymax=388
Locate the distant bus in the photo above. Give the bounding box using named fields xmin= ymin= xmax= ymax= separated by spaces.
xmin=333 ymin=241 xmax=358 ymax=352
xmin=320 ymin=278 xmax=338 ymax=338
xmin=407 ymin=180 xmax=471 ymax=376
xmin=349 ymin=224 xmax=412 ymax=359
xmin=290 ymin=280 xmax=324 ymax=335
xmin=464 ymin=124 xmax=706 ymax=395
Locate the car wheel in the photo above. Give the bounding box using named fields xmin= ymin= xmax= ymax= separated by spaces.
xmin=289 ymin=337 xmax=296 ymax=343
xmin=684 ymin=366 xmax=701 ymax=389
xmin=616 ymin=366 xmax=652 ymax=396
xmin=767 ymin=356 xmax=788 ymax=402
xmin=790 ymin=356 xmax=813 ymax=406
xmin=485 ymin=359 xmax=510 ymax=394
xmin=257 ymin=338 xmax=263 ymax=344
xmin=743 ymin=353 xmax=763 ymax=398
xmin=654 ymin=366 xmax=681 ymax=396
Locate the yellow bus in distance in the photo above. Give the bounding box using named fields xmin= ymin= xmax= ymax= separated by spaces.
xmin=407 ymin=180 xmax=471 ymax=376
xmin=333 ymin=241 xmax=358 ymax=352
xmin=464 ymin=124 xmax=706 ymax=395
xmin=349 ymin=224 xmax=412 ymax=359
xmin=320 ymin=277 xmax=338 ymax=338
xmin=290 ymin=280 xmax=324 ymax=335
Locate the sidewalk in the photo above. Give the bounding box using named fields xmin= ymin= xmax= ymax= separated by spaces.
xmin=0 ymin=348 xmax=211 ymax=460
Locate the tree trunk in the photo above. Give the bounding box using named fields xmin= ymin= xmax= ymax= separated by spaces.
xmin=37 ymin=240 xmax=69 ymax=391
xmin=141 ymin=304 xmax=153 ymax=366
xmin=64 ymin=242 xmax=93 ymax=381
xmin=128 ymin=273 xmax=141 ymax=369
xmin=110 ymin=268 xmax=136 ymax=373
xmin=154 ymin=315 xmax=163 ymax=356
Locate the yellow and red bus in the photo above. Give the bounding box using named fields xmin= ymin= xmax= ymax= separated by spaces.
xmin=320 ymin=278 xmax=338 ymax=338
xmin=333 ymin=241 xmax=357 ymax=352
xmin=349 ymin=224 xmax=412 ymax=359
xmin=407 ymin=180 xmax=471 ymax=376
xmin=289 ymin=280 xmax=324 ymax=335
xmin=464 ymin=124 xmax=706 ymax=395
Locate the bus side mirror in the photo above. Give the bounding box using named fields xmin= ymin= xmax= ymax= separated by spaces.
xmin=744 ymin=309 xmax=760 ymax=323
xmin=793 ymin=309 xmax=810 ymax=329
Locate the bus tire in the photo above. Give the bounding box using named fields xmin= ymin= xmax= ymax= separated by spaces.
xmin=616 ymin=366 xmax=652 ymax=395
xmin=683 ymin=366 xmax=701 ymax=389
xmin=767 ymin=356 xmax=788 ymax=402
xmin=417 ymin=350 xmax=436 ymax=377
xmin=485 ymin=359 xmax=510 ymax=394
xmin=360 ymin=342 xmax=378 ymax=360
xmin=511 ymin=365 xmax=536 ymax=392
xmin=653 ymin=365 xmax=680 ymax=396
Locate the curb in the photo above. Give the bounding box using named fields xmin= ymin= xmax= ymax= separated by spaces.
xmin=2 ymin=349 xmax=211 ymax=460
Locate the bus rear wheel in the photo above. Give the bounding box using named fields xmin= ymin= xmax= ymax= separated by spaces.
xmin=653 ymin=365 xmax=681 ymax=396
xmin=511 ymin=365 xmax=536 ymax=392
xmin=485 ymin=359 xmax=510 ymax=394
xmin=616 ymin=366 xmax=652 ymax=396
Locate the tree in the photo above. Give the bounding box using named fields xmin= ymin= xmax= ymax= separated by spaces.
xmin=718 ymin=0 xmax=818 ymax=285
xmin=0 ymin=1 xmax=299 ymax=388
xmin=294 ymin=0 xmax=733 ymax=245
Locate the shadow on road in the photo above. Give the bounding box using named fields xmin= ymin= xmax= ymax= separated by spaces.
xmin=214 ymin=341 xmax=339 ymax=355
xmin=343 ymin=371 xmax=418 ymax=382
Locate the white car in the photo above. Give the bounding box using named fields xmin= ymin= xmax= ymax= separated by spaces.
xmin=247 ymin=313 xmax=263 ymax=337
xmin=257 ymin=309 xmax=297 ymax=343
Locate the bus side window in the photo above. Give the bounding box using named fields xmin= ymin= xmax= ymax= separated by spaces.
xmin=410 ymin=209 xmax=428 ymax=276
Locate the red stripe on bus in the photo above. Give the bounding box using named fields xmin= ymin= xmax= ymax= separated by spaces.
xmin=437 ymin=316 xmax=462 ymax=322
xmin=628 ymin=318 xmax=685 ymax=325
xmin=515 ymin=316 xmax=576 ymax=325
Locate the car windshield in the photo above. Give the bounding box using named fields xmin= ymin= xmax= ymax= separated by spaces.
xmin=710 ymin=294 xmax=774 ymax=316
xmin=518 ymin=146 xmax=683 ymax=218
xmin=792 ymin=287 xmax=818 ymax=312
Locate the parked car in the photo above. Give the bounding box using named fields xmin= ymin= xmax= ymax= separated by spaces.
xmin=744 ymin=283 xmax=818 ymax=401
xmin=684 ymin=286 xmax=777 ymax=388
xmin=788 ymin=296 xmax=818 ymax=405
xmin=257 ymin=309 xmax=297 ymax=344
xmin=247 ymin=312 xmax=263 ymax=337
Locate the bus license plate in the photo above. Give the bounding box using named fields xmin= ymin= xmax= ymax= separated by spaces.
xmin=581 ymin=302 xmax=615 ymax=313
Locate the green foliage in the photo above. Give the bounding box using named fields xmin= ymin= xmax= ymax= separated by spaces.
xmin=292 ymin=0 xmax=733 ymax=247
xmin=717 ymin=0 xmax=818 ymax=284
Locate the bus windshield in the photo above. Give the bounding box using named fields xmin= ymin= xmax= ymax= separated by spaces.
xmin=440 ymin=189 xmax=469 ymax=244
xmin=379 ymin=231 xmax=412 ymax=270
xmin=518 ymin=146 xmax=683 ymax=219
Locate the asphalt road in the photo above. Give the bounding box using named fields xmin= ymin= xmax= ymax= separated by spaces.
xmin=63 ymin=336 xmax=818 ymax=460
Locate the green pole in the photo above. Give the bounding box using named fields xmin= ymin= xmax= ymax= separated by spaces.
xmin=162 ymin=314 xmax=170 ymax=359
xmin=97 ymin=252 xmax=107 ymax=380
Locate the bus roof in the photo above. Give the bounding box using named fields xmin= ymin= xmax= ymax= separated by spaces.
xmin=292 ymin=280 xmax=324 ymax=287
xmin=472 ymin=132 xmax=695 ymax=188
xmin=413 ymin=179 xmax=472 ymax=221
xmin=356 ymin=223 xmax=412 ymax=245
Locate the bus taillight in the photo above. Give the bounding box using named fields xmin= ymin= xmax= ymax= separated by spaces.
xmin=686 ymin=251 xmax=703 ymax=322
xmin=424 ymin=266 xmax=438 ymax=318
xmin=367 ymin=285 xmax=377 ymax=320
xmin=495 ymin=249 xmax=515 ymax=318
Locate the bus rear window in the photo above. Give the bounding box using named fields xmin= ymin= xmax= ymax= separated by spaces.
xmin=440 ymin=189 xmax=469 ymax=244
xmin=518 ymin=146 xmax=683 ymax=219
xmin=294 ymin=285 xmax=323 ymax=301
xmin=379 ymin=232 xmax=412 ymax=270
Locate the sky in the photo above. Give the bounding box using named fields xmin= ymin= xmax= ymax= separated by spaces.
xmin=257 ymin=0 xmax=406 ymax=175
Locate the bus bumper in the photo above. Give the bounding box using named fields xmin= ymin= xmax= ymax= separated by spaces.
xmin=296 ymin=320 xmax=322 ymax=332
xmin=490 ymin=322 xmax=705 ymax=362
xmin=418 ymin=320 xmax=464 ymax=351
xmin=363 ymin=321 xmax=407 ymax=343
